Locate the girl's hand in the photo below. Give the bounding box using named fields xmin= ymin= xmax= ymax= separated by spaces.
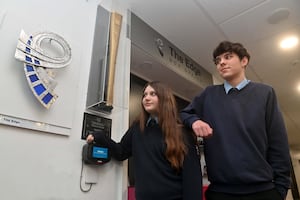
xmin=86 ymin=134 xmax=94 ymax=143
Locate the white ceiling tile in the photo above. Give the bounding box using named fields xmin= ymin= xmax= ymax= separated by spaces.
xmin=196 ymin=0 xmax=267 ymax=24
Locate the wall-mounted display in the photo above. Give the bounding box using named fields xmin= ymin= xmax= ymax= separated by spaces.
xmin=81 ymin=112 xmax=111 ymax=140
xmin=0 ymin=28 xmax=77 ymax=135
xmin=86 ymin=5 xmax=123 ymax=114
xmin=14 ymin=30 xmax=72 ymax=109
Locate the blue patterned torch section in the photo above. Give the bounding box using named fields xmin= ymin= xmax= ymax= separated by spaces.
xmin=14 ymin=30 xmax=72 ymax=109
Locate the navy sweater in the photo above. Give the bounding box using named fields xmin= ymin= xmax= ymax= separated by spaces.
xmin=93 ymin=122 xmax=202 ymax=200
xmin=180 ymin=82 xmax=291 ymax=198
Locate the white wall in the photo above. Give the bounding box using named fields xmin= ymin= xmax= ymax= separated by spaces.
xmin=0 ymin=0 xmax=131 ymax=199
xmin=2 ymin=1 xmax=297 ymax=199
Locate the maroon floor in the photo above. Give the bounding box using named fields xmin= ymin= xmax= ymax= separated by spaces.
xmin=128 ymin=185 xmax=209 ymax=200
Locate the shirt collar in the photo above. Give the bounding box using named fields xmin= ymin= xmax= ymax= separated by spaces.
xmin=224 ymin=79 xmax=250 ymax=94
xmin=146 ymin=116 xmax=158 ymax=127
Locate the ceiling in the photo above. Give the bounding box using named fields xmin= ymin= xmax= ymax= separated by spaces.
xmin=128 ymin=0 xmax=300 ymax=153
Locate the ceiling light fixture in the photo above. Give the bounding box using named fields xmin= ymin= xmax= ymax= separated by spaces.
xmin=297 ymin=84 xmax=300 ymax=93
xmin=267 ymin=8 xmax=290 ymax=24
xmin=280 ymin=36 xmax=299 ymax=49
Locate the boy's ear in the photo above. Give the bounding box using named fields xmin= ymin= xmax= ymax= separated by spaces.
xmin=241 ymin=56 xmax=249 ymax=68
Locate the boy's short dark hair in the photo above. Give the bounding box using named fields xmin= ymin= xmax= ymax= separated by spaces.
xmin=213 ymin=41 xmax=250 ymax=64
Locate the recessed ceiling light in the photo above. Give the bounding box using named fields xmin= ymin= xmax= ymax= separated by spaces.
xmin=280 ymin=36 xmax=299 ymax=49
xmin=297 ymin=84 xmax=300 ymax=93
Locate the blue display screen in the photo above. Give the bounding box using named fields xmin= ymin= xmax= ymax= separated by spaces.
xmin=92 ymin=146 xmax=108 ymax=159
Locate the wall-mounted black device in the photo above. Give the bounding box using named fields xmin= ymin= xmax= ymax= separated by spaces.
xmin=82 ymin=143 xmax=111 ymax=165
xmin=81 ymin=112 xmax=112 ymax=165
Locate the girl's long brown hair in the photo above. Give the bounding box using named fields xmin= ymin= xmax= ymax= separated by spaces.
xmin=138 ymin=81 xmax=187 ymax=170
